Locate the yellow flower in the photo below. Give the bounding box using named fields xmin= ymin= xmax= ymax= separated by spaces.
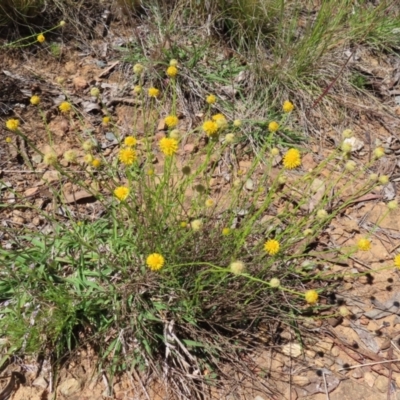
xmin=148 ymin=87 xmax=160 ymax=98
xmin=268 ymin=121 xmax=279 ymax=132
xmin=114 ymin=186 xmax=129 ymax=201
xmin=37 ymin=34 xmax=45 ymax=43
xmin=233 ymin=119 xmax=242 ymax=127
xmin=206 ymin=94 xmax=216 ymax=104
xmin=30 ymin=95 xmax=40 ymax=105
xmin=5 ymin=137 xmax=12 ymax=143
xmin=102 ymin=116 xmax=111 ymax=126
xmin=191 ymin=219 xmax=203 ymax=231
xmin=282 ymin=100 xmax=294 ymax=113
xmin=305 ymin=290 xmax=318 ymax=305
xmin=6 ymin=119 xmax=19 ymax=131
xmin=379 ymin=175 xmax=389 ymax=185
xmin=146 ymin=253 xmax=165 ymax=271
xmin=90 ymin=87 xmax=100 ymax=97
xmin=394 ymin=254 xmax=400 ymax=268
xmin=205 ymin=198 xmax=214 ymax=207
xmin=63 ymin=150 xmax=77 ymax=163
xmin=283 ymin=148 xmax=301 ymax=169
xmin=133 ymin=85 xmax=142 ymax=94
xmin=230 ymin=261 xmax=245 ymax=275
xmin=59 ymin=20 xmax=66 ymax=27
xmin=369 ymin=173 xmax=378 ymax=181
xmin=374 ymin=147 xmax=385 ymax=159
xmin=212 ymin=113 xmax=225 ymax=121
xmin=84 ymin=154 xmax=94 ymax=164
xmin=357 ymin=238 xmax=371 ymax=251
xmin=133 ymin=63 xmax=144 ymax=75
xmin=59 ymin=101 xmax=71 ymax=113
xmin=222 ymin=228 xmax=231 ymax=236
xmin=165 ymin=115 xmax=179 ymax=128
xmin=159 ymin=137 xmax=178 ymax=156
xmin=166 ymin=65 xmax=178 ymax=78
xmin=124 ymin=136 xmax=137 ymax=147
xmin=119 ymin=148 xmax=136 ymax=165
xmin=269 ymin=278 xmax=280 ymax=288
xmin=43 ymin=152 xmax=57 ymax=166
xmin=264 ymin=239 xmax=280 ymax=255
xmin=147 ymin=168 xmax=154 ymax=176
xmin=202 ymin=120 xmax=218 ymax=136
xmin=92 ymin=159 xmax=101 ymax=168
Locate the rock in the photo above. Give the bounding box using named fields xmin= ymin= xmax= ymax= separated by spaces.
xmin=364 ymin=371 xmax=375 ymax=388
xmin=331 ymin=346 xmax=340 ymax=357
xmin=32 ymin=376 xmax=48 ymax=389
xmin=24 ymin=187 xmax=39 ymax=197
xmin=32 ymin=154 xmax=42 ymax=164
xmin=157 ymin=118 xmax=167 ymax=131
xmin=41 ymin=170 xmax=60 ymax=184
xmin=73 ymin=76 xmax=88 ymax=90
xmin=352 ymin=368 xmax=363 ymax=379
xmin=282 ymin=342 xmax=302 ymax=358
xmin=59 ymin=378 xmax=81 ymax=396
xmin=292 ymin=375 xmax=310 ymax=387
xmin=184 ymin=143 xmax=197 ymax=154
xmin=375 ymin=375 xmax=387 ymax=393
xmin=379 ymin=338 xmax=391 ymax=351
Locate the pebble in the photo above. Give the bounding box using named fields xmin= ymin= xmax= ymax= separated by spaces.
xmin=331 ymin=346 xmax=340 ymax=357
xmin=292 ymin=375 xmax=310 ymax=386
xmin=364 ymin=371 xmax=375 ymax=388
xmin=352 ymin=368 xmax=363 ymax=379
xmin=375 ymin=375 xmax=388 ymax=393
xmin=59 ymin=378 xmax=81 ymax=396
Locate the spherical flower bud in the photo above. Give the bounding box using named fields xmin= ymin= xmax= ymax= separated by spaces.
xmin=225 ymin=133 xmax=235 ymax=143
xmin=170 ymin=129 xmax=180 ymax=140
xmin=84 ymin=154 xmax=94 ymax=163
xmin=90 ymin=87 xmax=100 ymax=97
xmin=387 ymin=200 xmax=398 ymax=210
xmin=342 ymin=129 xmax=353 ymax=139
xmin=92 ymin=159 xmax=101 ymax=168
xmin=341 ymin=142 xmax=352 ymax=153
xmin=339 ymin=306 xmax=350 ymax=317
xmin=268 ymin=121 xmax=279 ymax=132
xmin=133 ymin=85 xmax=142 ymax=94
xmin=59 ymin=20 xmax=66 ymax=27
xmin=271 ymin=148 xmax=280 ymax=156
xmin=269 ymin=278 xmax=280 ymax=288
xmin=373 ymin=147 xmax=385 ymax=159
xmin=278 ymin=175 xmax=287 ymax=185
xmin=230 ymin=261 xmax=245 ymax=275
xmin=37 ymin=34 xmax=45 ymax=43
xmin=191 ymin=219 xmax=203 ymax=231
xmin=63 ymin=150 xmax=77 ymax=163
xmin=133 ymin=63 xmax=144 ymax=75
xmin=379 ymin=175 xmax=389 ymax=185
xmin=5 ymin=137 xmax=12 ymax=143
xmin=369 ymin=173 xmax=378 ymax=181
xmin=82 ymin=140 xmax=95 ymax=151
xmin=303 ymin=228 xmax=313 ymax=236
xmin=317 ymin=209 xmax=328 ymax=219
xmin=205 ymin=198 xmax=214 ymax=207
xmin=180 ymin=221 xmax=187 ymax=228
xmin=170 ymin=59 xmax=178 ymax=66
xmin=233 ymin=119 xmax=242 ymax=127
xmin=43 ymin=152 xmax=57 ymax=166
xmin=345 ymin=160 xmax=356 ymax=172
xmin=216 ymin=117 xmax=228 ymax=129
xmin=222 ymin=228 xmax=230 ymax=236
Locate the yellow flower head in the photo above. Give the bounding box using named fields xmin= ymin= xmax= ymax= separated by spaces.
xmin=283 ymin=148 xmax=301 ymax=169
xmin=43 ymin=152 xmax=57 ymax=166
xmin=233 ymin=119 xmax=242 ymax=127
xmin=124 ymin=136 xmax=137 ymax=147
xmin=369 ymin=173 xmax=379 ymax=181
xmin=133 ymin=85 xmax=142 ymax=94
xmin=305 ymin=290 xmax=318 ymax=305
xmin=357 ymin=238 xmax=371 ymax=251
xmin=269 ymin=278 xmax=281 ymax=288
xmin=205 ymin=198 xmax=214 ymax=208
xmin=5 ymin=137 xmax=12 ymax=143
xmin=119 ymin=147 xmax=137 ymax=165
xmin=203 ymin=120 xmax=219 ymax=137
xmin=206 ymin=94 xmax=217 ymax=104
xmin=222 ymin=227 xmax=231 ymax=236
xmin=317 ymin=209 xmax=328 ymax=219
xmin=59 ymin=101 xmax=71 ymax=113
xmin=59 ymin=20 xmax=66 ymax=27
xmin=92 ymin=159 xmax=101 ymax=168
xmin=102 ymin=116 xmax=111 ymax=126
xmin=90 ymin=87 xmax=100 ymax=97
xmin=379 ymin=175 xmax=389 ymax=185
xmin=37 ymin=34 xmax=45 ymax=43
xmin=6 ymin=119 xmax=19 ymax=131
xmin=166 ymin=65 xmax=178 ymax=78
xmin=264 ymin=239 xmax=280 ymax=255
xmin=30 ymin=95 xmax=40 ymax=105
xmin=282 ymin=100 xmax=294 ymax=113
xmin=268 ymin=121 xmax=279 ymax=132
xmin=230 ymin=261 xmax=245 ymax=275
xmin=212 ymin=113 xmax=225 ymax=121
xmin=271 ymin=148 xmax=280 ymax=156
xmin=165 ymin=115 xmax=179 ymax=128
xmin=84 ymin=154 xmax=94 ymax=164
xmin=114 ymin=186 xmax=129 ymax=201
xmin=159 ymin=137 xmax=178 ymax=156
xmin=191 ymin=219 xmax=203 ymax=231
xmin=146 ymin=253 xmax=165 ymax=271
xmin=133 ymin=63 xmax=144 ymax=75
xmin=373 ymin=147 xmax=385 ymax=159
xmin=148 ymin=87 xmax=160 ymax=98
xmin=63 ymin=150 xmax=77 ymax=163
xmin=394 ymin=254 xmax=400 ymax=268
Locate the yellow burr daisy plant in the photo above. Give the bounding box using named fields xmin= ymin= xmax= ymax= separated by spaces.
xmin=282 ymin=100 xmax=294 ymax=113
xmin=206 ymin=94 xmax=217 ymax=104
xmin=146 ymin=253 xmax=165 ymax=271
xmin=37 ymin=34 xmax=45 ymax=43
xmin=164 ymin=115 xmax=179 ymax=128
xmin=202 ymin=120 xmax=218 ymax=137
xmin=6 ymin=119 xmax=19 ymax=131
xmin=119 ymin=148 xmax=137 ymax=165
xmin=114 ymin=186 xmax=129 ymax=201
xmin=148 ymin=87 xmax=160 ymax=98
xmin=305 ymin=290 xmax=319 ymax=304
xmin=283 ymin=148 xmax=301 ymax=170
xmin=357 ymin=238 xmax=371 ymax=251
xmin=166 ymin=65 xmax=178 ymax=78
xmin=268 ymin=121 xmax=279 ymax=132
xmin=30 ymin=95 xmax=40 ymax=105
xmin=159 ymin=137 xmax=178 ymax=156
xmin=124 ymin=136 xmax=137 ymax=147
xmin=59 ymin=101 xmax=71 ymax=113
xmin=264 ymin=239 xmax=280 ymax=255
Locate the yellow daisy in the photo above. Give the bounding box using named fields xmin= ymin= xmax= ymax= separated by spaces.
xmin=159 ymin=137 xmax=178 ymax=156
xmin=264 ymin=239 xmax=280 ymax=255
xmin=283 ymin=148 xmax=301 ymax=169
xmin=146 ymin=253 xmax=165 ymax=271
xmin=119 ymin=147 xmax=137 ymax=165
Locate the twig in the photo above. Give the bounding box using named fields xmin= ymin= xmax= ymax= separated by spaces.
xmin=322 ymin=371 xmax=330 ymax=400
xmin=338 ymin=358 xmax=400 ymax=371
xmin=387 ymin=347 xmax=393 ymax=400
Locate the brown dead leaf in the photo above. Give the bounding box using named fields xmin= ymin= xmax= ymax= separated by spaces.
xmin=63 ymin=189 xmax=95 ymax=204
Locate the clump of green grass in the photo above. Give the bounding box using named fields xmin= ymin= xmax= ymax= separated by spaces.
xmin=1 ymin=59 xmax=398 ymax=396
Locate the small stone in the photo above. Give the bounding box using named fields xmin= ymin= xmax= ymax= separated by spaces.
xmin=375 ymin=375 xmax=388 ymax=393
xmin=282 ymin=342 xmax=302 ymax=358
xmin=327 ymin=317 xmax=342 ymax=327
xmin=380 ymin=338 xmax=391 ymax=350
xmin=41 ymin=170 xmax=60 ymax=184
xmin=359 ymin=315 xmax=369 ymax=325
xmin=364 ymin=371 xmax=375 ymax=388
xmin=306 ymin=350 xmax=316 ymax=358
xmin=342 ymin=319 xmax=350 ymax=327
xmin=245 ymin=179 xmax=254 ymax=191
xmin=331 ymin=346 xmax=340 ymax=357
xmin=352 ymin=368 xmax=363 ymax=379
xmin=395 ymin=375 xmax=400 ymax=389
xmin=59 ymin=378 xmax=81 ymax=396
xmin=157 ymin=119 xmax=167 ymax=131
xmin=292 ymin=375 xmax=310 ymax=386
xmin=32 ymin=154 xmax=42 ymax=164
xmin=32 ymin=376 xmax=48 ymax=389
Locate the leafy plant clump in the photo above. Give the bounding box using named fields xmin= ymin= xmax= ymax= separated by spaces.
xmin=1 ymin=57 xmax=399 ymax=394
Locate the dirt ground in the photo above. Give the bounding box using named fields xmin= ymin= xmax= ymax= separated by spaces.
xmin=1 ymin=10 xmax=400 ymax=400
